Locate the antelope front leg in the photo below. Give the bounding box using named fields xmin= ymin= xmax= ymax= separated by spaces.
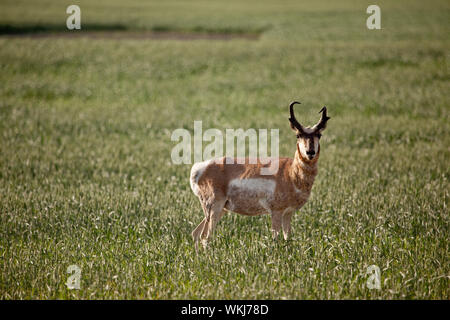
xmin=271 ymin=212 xmax=282 ymax=240
xmin=282 ymin=211 xmax=293 ymax=240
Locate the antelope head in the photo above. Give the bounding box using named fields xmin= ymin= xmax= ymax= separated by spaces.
xmin=289 ymin=101 xmax=330 ymax=161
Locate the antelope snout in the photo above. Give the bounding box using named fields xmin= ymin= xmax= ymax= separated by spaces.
xmin=306 ymin=150 xmax=316 ymax=159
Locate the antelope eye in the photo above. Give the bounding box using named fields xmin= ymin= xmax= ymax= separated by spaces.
xmin=317 ymin=133 xmax=322 ymax=139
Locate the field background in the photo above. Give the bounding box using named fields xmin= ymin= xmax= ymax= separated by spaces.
xmin=0 ymin=0 xmax=448 ymax=299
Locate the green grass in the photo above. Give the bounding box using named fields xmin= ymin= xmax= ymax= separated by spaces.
xmin=0 ymin=0 xmax=449 ymax=299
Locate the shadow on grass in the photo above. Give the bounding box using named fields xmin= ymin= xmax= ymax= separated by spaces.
xmin=358 ymin=57 xmax=419 ymax=68
xmin=0 ymin=23 xmax=127 ymax=34
xmin=0 ymin=24 xmax=266 ymax=40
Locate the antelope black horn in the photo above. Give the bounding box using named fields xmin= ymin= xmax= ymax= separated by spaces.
xmin=314 ymin=106 xmax=330 ymax=131
xmin=288 ymin=101 xmax=304 ymax=132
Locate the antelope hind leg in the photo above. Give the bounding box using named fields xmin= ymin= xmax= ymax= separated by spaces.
xmin=192 ymin=218 xmax=206 ymax=251
xmin=200 ymin=200 xmax=226 ymax=249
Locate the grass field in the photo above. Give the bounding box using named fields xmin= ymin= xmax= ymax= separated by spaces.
xmin=0 ymin=0 xmax=449 ymax=299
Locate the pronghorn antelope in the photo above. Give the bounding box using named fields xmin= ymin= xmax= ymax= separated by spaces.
xmin=190 ymin=101 xmax=330 ymax=250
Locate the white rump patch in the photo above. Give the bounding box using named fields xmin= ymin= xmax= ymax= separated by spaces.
xmin=190 ymin=159 xmax=211 ymax=196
